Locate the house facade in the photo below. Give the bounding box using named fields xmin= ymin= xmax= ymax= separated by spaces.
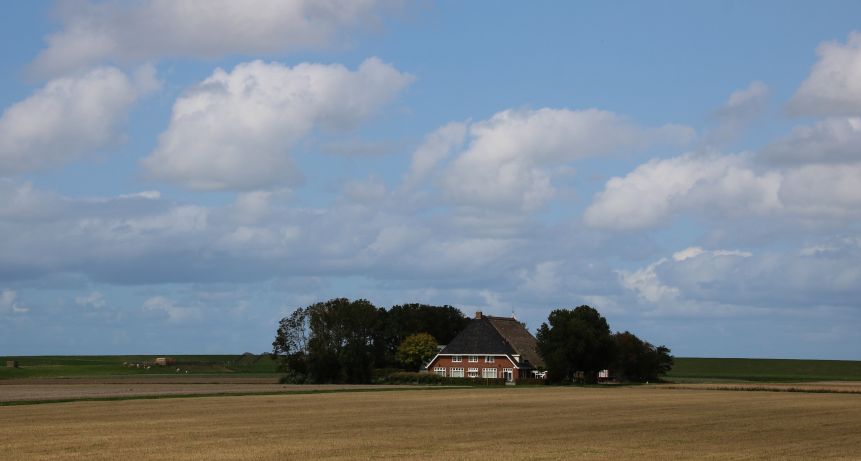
xmin=425 ymin=311 xmax=545 ymax=382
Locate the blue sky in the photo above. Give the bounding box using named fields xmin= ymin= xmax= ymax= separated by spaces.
xmin=2 ymin=1 xmax=860 ymax=359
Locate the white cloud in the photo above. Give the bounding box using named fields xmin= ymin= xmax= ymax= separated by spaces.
xmin=706 ymin=81 xmax=769 ymax=144
xmin=32 ymin=0 xmax=396 ymax=76
xmin=0 ymin=66 xmax=154 ymax=175
xmin=619 ymin=258 xmax=679 ymax=304
xmin=75 ymin=291 xmax=106 ymax=309
xmin=142 ymin=296 xmax=201 ymax=323
xmin=780 ymin=163 xmax=861 ymax=217
xmin=517 ymin=261 xmax=563 ymax=295
xmin=402 ymin=122 xmax=467 ymax=190
xmin=761 ymin=117 xmax=861 ymax=165
xmin=433 ymin=108 xmax=693 ymax=211
xmin=789 ymin=32 xmax=861 ymax=116
xmin=141 ymin=58 xmax=413 ymax=190
xmin=620 ymin=243 xmax=861 ymax=316
xmin=584 ymin=153 xmax=781 ymax=230
xmin=0 ymin=289 xmax=29 ymax=314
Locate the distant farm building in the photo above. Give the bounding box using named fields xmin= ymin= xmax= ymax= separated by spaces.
xmin=425 ymin=311 xmax=546 ymax=382
xmin=6 ymin=360 xmax=18 ymax=368
xmin=153 ymin=357 xmax=176 ymax=366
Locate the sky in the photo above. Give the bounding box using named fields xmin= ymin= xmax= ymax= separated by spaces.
xmin=1 ymin=1 xmax=860 ymax=359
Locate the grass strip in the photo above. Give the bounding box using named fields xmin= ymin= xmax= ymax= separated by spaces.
xmin=0 ymin=385 xmax=473 ymax=407
xmin=663 ymin=385 xmax=861 ymax=395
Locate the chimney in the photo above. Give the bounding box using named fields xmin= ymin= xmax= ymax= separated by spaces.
xmin=475 ymin=311 xmax=483 ymax=319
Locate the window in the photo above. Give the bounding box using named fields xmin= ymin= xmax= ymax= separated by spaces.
xmin=482 ymin=368 xmax=497 ymax=378
xmin=502 ymin=368 xmax=514 ymax=382
xmin=468 ymin=355 xmax=479 ymax=362
xmin=484 ymin=356 xmax=494 ymax=363
xmin=467 ymin=368 xmax=479 ymax=378
xmin=434 ymin=367 xmax=446 ymax=377
xmin=451 ymin=355 xmax=462 ymax=362
xmin=450 ymin=367 xmax=464 ymax=378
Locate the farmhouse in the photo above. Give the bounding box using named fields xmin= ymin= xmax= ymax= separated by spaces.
xmin=425 ymin=311 xmax=545 ymax=382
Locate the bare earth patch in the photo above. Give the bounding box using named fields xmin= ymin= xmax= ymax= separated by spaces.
xmin=1 ymin=386 xmax=860 ymax=460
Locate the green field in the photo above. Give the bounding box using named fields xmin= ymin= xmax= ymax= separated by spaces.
xmin=0 ymin=354 xmax=279 ymax=379
xmin=668 ymin=357 xmax=861 ymax=382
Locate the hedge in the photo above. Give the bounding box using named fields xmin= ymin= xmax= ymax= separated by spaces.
xmin=382 ymin=372 xmax=505 ymax=386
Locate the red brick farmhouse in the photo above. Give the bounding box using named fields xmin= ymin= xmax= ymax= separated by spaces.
xmin=425 ymin=311 xmax=546 ymax=382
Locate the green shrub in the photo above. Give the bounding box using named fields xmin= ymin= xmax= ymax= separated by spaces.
xmin=515 ymin=378 xmax=548 ymax=386
xmin=382 ymin=372 xmax=505 ymax=386
xmin=278 ymin=370 xmax=309 ymax=384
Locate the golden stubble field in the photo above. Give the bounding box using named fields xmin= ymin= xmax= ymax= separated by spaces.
xmin=2 ymin=386 xmax=860 ymax=460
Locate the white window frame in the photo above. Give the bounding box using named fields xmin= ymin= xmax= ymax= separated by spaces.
xmin=484 ymin=355 xmax=494 ymax=363
xmin=434 ymin=367 xmax=446 ymax=377
xmin=450 ymin=367 xmax=464 ymax=378
xmin=468 ymin=355 xmax=479 ymax=363
xmin=503 ymin=368 xmax=514 ymax=382
xmin=451 ymin=355 xmax=462 ymax=362
xmin=467 ymin=368 xmax=480 ymax=378
xmin=482 ymin=368 xmax=497 ymax=379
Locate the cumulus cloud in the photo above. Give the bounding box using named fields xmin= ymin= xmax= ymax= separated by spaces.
xmin=0 ymin=66 xmax=155 ymax=175
xmin=706 ymin=81 xmax=769 ymax=145
xmin=32 ymin=0 xmax=396 ymax=76
xmin=780 ymin=163 xmax=861 ymax=217
xmin=75 ymin=291 xmax=106 ymax=309
xmin=142 ymin=296 xmax=201 ymax=323
xmin=620 ymin=243 xmax=861 ymax=315
xmin=402 ymin=122 xmax=468 ymax=190
xmin=0 ymin=289 xmax=29 ymax=314
xmin=141 ymin=58 xmax=412 ymax=190
xmin=789 ymin=32 xmax=861 ymax=116
xmin=421 ymin=108 xmax=693 ymax=211
xmin=584 ymin=153 xmax=781 ymax=230
xmin=760 ymin=117 xmax=861 ymax=165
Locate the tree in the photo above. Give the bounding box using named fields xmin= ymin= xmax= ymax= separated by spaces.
xmin=536 ymin=306 xmax=616 ymax=384
xmin=380 ymin=304 xmax=468 ymax=367
xmin=271 ymin=306 xmax=311 ymax=382
xmin=613 ymin=331 xmax=673 ymax=382
xmin=273 ymin=298 xmax=384 ymax=384
xmin=396 ymin=333 xmax=439 ymax=371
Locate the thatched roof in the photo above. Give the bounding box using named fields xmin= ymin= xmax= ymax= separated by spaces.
xmin=438 ymin=313 xmax=544 ymax=369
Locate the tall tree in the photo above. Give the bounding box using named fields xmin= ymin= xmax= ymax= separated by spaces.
xmin=613 ymin=331 xmax=674 ymax=382
xmin=381 ymin=304 xmax=468 ymax=367
xmin=536 ymin=306 xmax=616 ymax=384
xmin=273 ymin=298 xmax=384 ymax=384
xmin=271 ymin=306 xmax=311 ymax=381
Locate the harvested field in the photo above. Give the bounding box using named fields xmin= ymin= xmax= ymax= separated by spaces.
xmin=0 ymin=379 xmax=421 ymax=403
xmin=664 ymin=381 xmax=861 ymax=394
xmin=2 ymin=386 xmax=860 ymax=460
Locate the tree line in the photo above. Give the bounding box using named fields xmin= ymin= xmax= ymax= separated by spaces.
xmin=272 ymin=298 xmax=672 ymax=384
xmin=271 ymin=298 xmax=467 ymax=383
xmin=537 ymin=305 xmax=673 ymax=383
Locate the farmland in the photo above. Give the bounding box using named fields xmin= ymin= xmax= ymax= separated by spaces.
xmin=2 ymin=386 xmax=860 ymax=460
xmin=0 ymin=354 xmax=279 ymax=380
xmin=2 ymin=356 xmax=861 ymax=459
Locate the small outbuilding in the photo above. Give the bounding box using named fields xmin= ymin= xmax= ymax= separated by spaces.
xmin=153 ymin=357 xmax=176 ymax=366
xmin=6 ymin=360 xmax=19 ymax=368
